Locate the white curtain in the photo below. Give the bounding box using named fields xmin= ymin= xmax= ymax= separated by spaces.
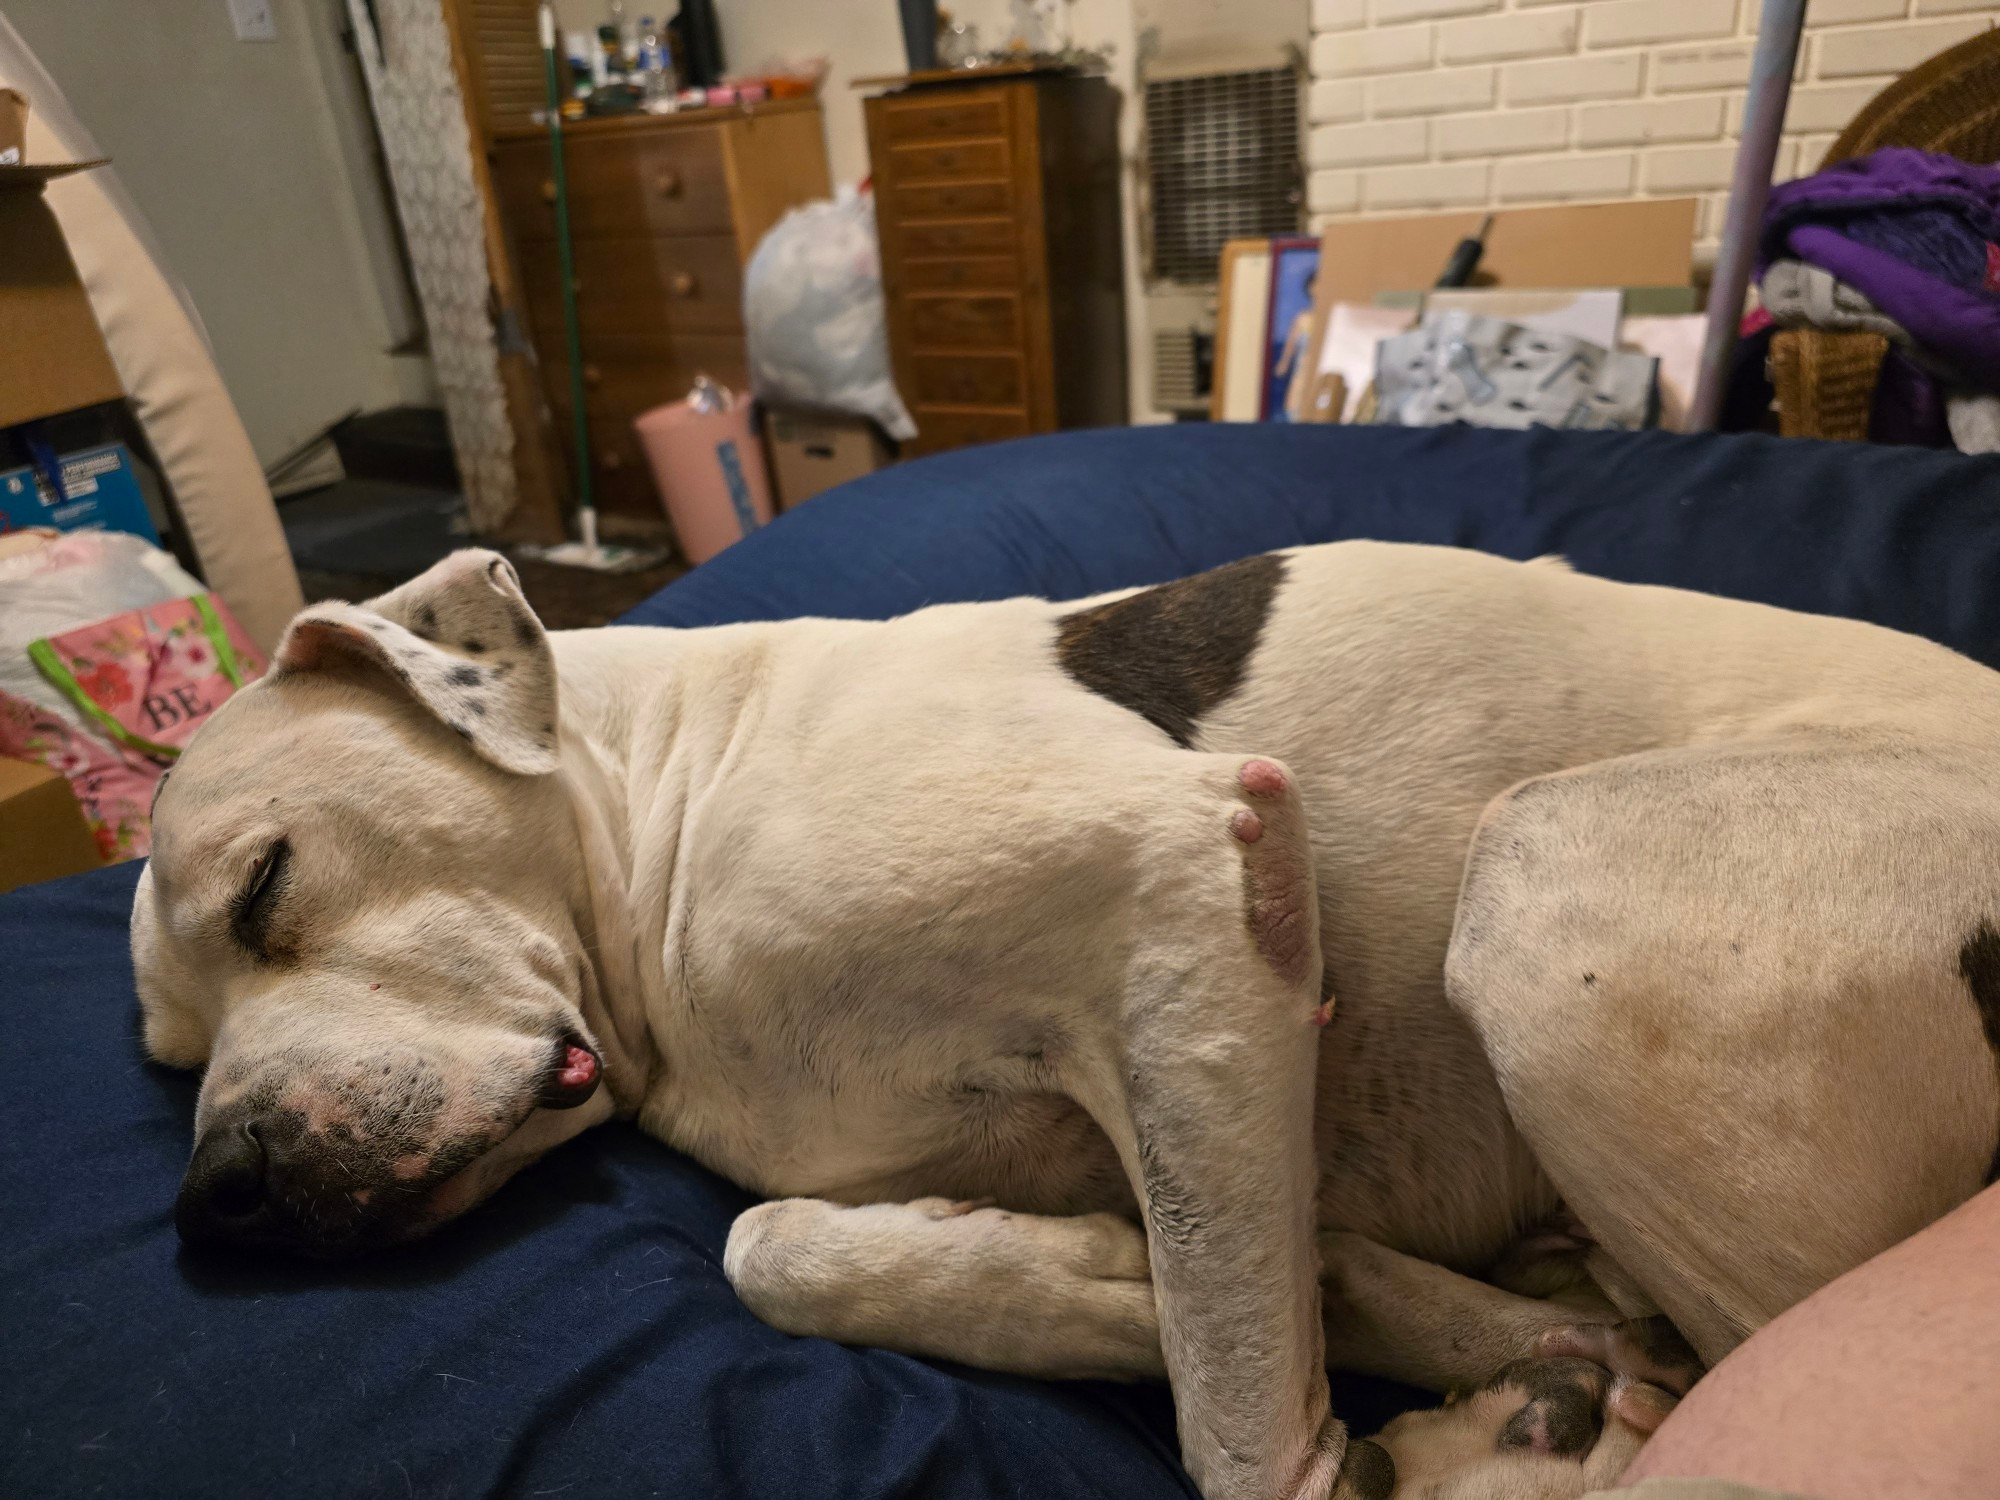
xmin=345 ymin=0 xmax=518 ymax=533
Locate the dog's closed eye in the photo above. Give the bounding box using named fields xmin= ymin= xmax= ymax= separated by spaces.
xmin=230 ymin=838 xmax=291 ymax=959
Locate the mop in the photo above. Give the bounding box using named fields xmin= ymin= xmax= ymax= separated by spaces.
xmin=515 ymin=2 xmax=669 ymax=573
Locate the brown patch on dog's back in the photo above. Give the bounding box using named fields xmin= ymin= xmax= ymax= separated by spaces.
xmin=1956 ymin=921 xmax=2000 ymax=1183
xmin=1055 ymin=553 xmax=1286 ymax=747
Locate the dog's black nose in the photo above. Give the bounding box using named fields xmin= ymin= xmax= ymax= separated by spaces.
xmin=175 ymin=1119 xmax=274 ymax=1246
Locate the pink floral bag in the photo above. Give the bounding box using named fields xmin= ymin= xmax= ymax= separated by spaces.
xmin=0 ymin=595 xmax=265 ymax=861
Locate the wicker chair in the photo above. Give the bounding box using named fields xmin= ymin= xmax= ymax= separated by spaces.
xmin=1770 ymin=26 xmax=2000 ymax=441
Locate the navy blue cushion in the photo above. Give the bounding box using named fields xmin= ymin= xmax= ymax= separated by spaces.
xmin=629 ymin=424 xmax=2000 ymax=669
xmin=7 ymin=424 xmax=2000 ymax=1499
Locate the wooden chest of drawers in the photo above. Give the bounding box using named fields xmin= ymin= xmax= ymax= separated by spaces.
xmin=490 ymin=101 xmax=830 ymax=518
xmin=864 ymin=73 xmax=1127 ymax=457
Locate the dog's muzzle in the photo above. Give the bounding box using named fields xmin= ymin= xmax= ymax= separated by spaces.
xmin=176 ymin=1035 xmax=601 ymax=1252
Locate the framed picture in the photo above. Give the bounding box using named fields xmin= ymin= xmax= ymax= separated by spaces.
xmin=1211 ymin=238 xmax=1273 ymax=422
xmin=1261 ymin=236 xmax=1322 ymax=422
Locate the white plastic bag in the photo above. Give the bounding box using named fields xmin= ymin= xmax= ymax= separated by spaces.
xmin=743 ymin=187 xmax=916 ymax=441
xmin=0 ymin=530 xmax=205 ymax=722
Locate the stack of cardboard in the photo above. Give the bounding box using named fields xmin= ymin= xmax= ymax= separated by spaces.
xmin=0 ymin=90 xmax=121 ymax=889
xmin=762 ymin=409 xmax=893 ymax=511
xmin=0 ymin=89 xmax=120 ymax=432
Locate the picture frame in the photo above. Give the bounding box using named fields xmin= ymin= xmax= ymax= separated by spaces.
xmin=1210 ymin=238 xmax=1273 ymax=422
xmin=1260 ymin=236 xmax=1322 ymax=422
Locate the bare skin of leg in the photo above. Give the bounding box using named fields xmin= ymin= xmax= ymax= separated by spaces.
xmin=1626 ymin=1181 xmax=2000 ymax=1500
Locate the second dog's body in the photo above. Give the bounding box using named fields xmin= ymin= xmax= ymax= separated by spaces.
xmin=136 ymin=541 xmax=2000 ymax=1500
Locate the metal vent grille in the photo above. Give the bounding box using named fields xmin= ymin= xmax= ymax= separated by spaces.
xmin=1152 ymin=324 xmax=1214 ymax=415
xmin=1145 ymin=65 xmax=1301 ymax=286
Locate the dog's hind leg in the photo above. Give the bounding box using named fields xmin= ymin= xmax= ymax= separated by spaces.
xmin=1447 ymin=736 xmax=2000 ymax=1367
xmin=1317 ymin=1231 xmax=1697 ymax=1397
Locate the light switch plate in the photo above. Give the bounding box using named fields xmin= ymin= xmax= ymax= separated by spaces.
xmin=227 ymin=0 xmax=277 ymax=42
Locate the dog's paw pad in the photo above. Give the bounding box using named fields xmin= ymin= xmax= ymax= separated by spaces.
xmin=1230 ymin=809 xmax=1264 ymax=843
xmin=1537 ymin=1317 xmax=1703 ymax=1396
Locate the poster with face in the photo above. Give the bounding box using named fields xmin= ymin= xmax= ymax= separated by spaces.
xmin=1261 ymin=237 xmax=1322 ymax=422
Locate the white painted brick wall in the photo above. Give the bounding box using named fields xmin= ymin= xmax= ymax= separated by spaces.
xmin=1305 ymin=0 xmax=2000 ymax=256
xmin=1368 ymin=65 xmax=1497 ymax=115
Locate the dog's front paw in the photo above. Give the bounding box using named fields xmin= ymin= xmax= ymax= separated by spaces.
xmin=722 ymin=1198 xmax=833 ymax=1327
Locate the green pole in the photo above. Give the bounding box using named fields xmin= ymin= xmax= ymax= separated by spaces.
xmin=540 ymin=5 xmax=594 ymax=530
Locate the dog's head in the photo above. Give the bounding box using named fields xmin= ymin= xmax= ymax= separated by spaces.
xmin=1366 ymin=1356 xmax=1676 ymax=1499
xmin=133 ymin=550 xmax=614 ymax=1255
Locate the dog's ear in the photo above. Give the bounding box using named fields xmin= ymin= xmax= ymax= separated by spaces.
xmin=273 ymin=549 xmax=559 ymax=775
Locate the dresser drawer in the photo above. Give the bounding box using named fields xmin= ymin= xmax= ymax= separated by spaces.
xmin=908 ymin=406 xmax=1032 ymax=455
xmin=887 ymin=138 xmax=1009 ymax=184
xmin=898 ymin=218 xmax=1018 ymax=258
xmin=519 ymin=234 xmax=744 ymax=341
xmin=537 ymin=333 xmax=750 ymax=419
xmin=907 ymin=352 xmax=1024 ymax=408
xmin=880 ymin=94 xmax=1008 ymax=144
xmin=495 ymin=125 xmax=732 ymax=242
xmin=905 ymin=293 xmax=1021 ymax=351
xmin=897 ymin=255 xmax=1021 ymax=293
xmin=893 ymin=180 xmax=1013 ymax=219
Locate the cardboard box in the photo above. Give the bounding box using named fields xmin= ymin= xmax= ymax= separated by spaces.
xmin=764 ymin=409 xmax=893 ymax=510
xmin=1312 ymin=199 xmax=1696 ymax=308
xmin=0 ymin=756 xmax=102 ymax=894
xmin=0 ymin=441 xmax=157 ymax=542
xmin=0 ymin=89 xmax=121 ymax=429
xmin=1300 ymin=198 xmax=1697 ymax=427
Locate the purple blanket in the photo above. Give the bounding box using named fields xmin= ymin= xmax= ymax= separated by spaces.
xmin=1762 ymin=148 xmax=2000 ymax=390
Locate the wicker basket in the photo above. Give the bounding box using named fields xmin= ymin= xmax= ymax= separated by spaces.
xmin=1771 ymin=27 xmax=2000 ymax=440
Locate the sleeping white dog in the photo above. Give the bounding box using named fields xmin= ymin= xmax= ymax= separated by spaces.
xmin=133 ymin=543 xmax=2000 ymax=1500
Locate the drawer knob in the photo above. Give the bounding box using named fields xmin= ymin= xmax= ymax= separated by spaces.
xmin=669 ymin=271 xmax=697 ymax=297
xmin=583 ymin=364 xmax=603 ymax=389
xmin=541 ymin=179 xmax=556 ymax=204
xmin=656 ymin=169 xmax=683 ymax=198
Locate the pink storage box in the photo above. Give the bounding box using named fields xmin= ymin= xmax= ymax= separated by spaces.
xmin=633 ymin=397 xmax=776 ymax=565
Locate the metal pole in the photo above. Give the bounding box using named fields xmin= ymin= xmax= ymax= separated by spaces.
xmin=1688 ymin=0 xmax=1808 ymax=432
xmin=541 ymin=4 xmax=598 ymax=550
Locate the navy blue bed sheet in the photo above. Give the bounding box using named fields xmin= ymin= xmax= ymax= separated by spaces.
xmin=5 ymin=424 xmax=1999 ymax=1500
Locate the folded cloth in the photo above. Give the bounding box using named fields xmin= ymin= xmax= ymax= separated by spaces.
xmin=1760 ymin=148 xmax=2000 ymax=390
xmin=1759 ymin=259 xmax=1906 ymax=344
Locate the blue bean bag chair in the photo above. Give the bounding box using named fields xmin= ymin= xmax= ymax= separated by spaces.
xmin=6 ymin=424 xmax=1999 ymax=1499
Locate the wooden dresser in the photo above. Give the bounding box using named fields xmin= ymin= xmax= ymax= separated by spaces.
xmin=863 ymin=71 xmax=1126 ymax=457
xmin=490 ymin=101 xmax=830 ymax=518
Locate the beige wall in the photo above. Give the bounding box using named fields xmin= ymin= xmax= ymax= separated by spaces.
xmin=8 ymin=0 xmax=423 ymax=466
xmin=1306 ymin=0 xmax=2000 ymax=256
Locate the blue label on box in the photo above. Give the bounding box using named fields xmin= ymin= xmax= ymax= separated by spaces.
xmin=0 ymin=442 xmax=158 ymax=544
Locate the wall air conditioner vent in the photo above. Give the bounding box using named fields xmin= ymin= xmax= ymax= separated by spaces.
xmin=1143 ymin=57 xmax=1302 ymax=286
